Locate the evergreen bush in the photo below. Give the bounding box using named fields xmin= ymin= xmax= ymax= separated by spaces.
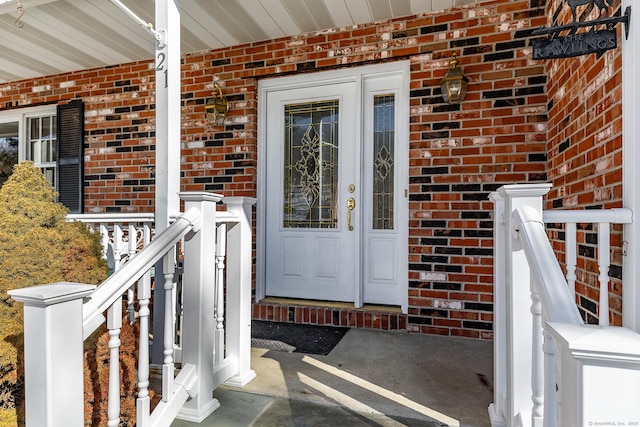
xmin=0 ymin=162 xmax=109 ymax=425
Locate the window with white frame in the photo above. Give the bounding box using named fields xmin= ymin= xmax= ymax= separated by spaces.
xmin=0 ymin=102 xmax=84 ymax=213
xmin=0 ymin=106 xmax=56 ymax=187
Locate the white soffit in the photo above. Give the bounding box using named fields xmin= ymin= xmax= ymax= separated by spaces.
xmin=0 ymin=0 xmax=488 ymax=84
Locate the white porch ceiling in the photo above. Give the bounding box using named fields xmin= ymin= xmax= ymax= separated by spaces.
xmin=0 ymin=0 xmax=479 ymax=84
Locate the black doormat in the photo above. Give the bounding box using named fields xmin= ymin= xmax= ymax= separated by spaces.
xmin=251 ymin=320 xmax=349 ymax=356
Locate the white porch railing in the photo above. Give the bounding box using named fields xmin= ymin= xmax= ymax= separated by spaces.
xmin=489 ymin=184 xmax=640 ymax=427
xmin=66 ymin=212 xmax=155 ymax=323
xmin=9 ymin=193 xmax=256 ymax=427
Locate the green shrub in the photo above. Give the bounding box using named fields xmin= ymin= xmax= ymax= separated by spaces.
xmin=0 ymin=162 xmax=109 ymax=425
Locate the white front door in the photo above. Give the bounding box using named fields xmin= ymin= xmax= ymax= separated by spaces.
xmin=258 ymin=63 xmax=409 ymax=310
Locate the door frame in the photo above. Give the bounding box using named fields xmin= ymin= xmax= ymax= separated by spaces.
xmin=256 ymin=61 xmax=410 ymax=311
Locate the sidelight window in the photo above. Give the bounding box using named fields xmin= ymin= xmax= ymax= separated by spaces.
xmin=372 ymin=94 xmax=395 ymax=230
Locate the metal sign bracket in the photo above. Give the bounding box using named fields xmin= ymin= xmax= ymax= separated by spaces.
xmin=531 ymin=5 xmax=631 ymax=60
xmin=532 ymin=6 xmax=631 ymax=40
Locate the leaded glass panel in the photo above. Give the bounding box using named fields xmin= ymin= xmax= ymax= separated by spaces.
xmin=372 ymin=94 xmax=394 ymax=230
xmin=283 ymin=100 xmax=339 ymax=228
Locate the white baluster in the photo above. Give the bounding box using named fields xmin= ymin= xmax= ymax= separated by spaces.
xmin=127 ymin=224 xmax=137 ymax=324
xmin=100 ymin=224 xmax=110 ymax=260
xmin=113 ymin=224 xmax=123 ymax=272
xmin=531 ymin=290 xmax=544 ymax=427
xmin=565 ymin=222 xmax=577 ymax=299
xmin=542 ymin=328 xmax=557 ymax=427
xmin=598 ymin=222 xmax=611 ymax=326
xmin=136 ymin=275 xmax=151 ymax=425
xmin=143 ymin=223 xmax=151 ymax=249
xmin=128 ymin=225 xmax=138 ymax=258
xmin=175 ymin=254 xmax=184 ymax=361
xmin=107 ymin=298 xmax=122 ymax=427
xmin=162 ymin=253 xmax=176 ymax=402
xmin=215 ymin=223 xmax=227 ymax=367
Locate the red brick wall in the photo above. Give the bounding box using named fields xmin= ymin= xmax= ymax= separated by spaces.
xmin=0 ymin=0 xmax=552 ymax=338
xmin=406 ymin=0 xmax=548 ymax=338
xmin=544 ymin=0 xmax=624 ymax=325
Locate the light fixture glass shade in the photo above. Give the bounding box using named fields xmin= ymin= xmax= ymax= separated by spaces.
xmin=205 ymin=82 xmax=228 ymax=126
xmin=439 ymin=55 xmax=469 ymax=104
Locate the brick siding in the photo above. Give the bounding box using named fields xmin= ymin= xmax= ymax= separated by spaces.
xmin=1 ymin=0 xmax=621 ymax=337
xmin=544 ymin=0 xmax=624 ymax=325
xmin=253 ymin=302 xmax=407 ymax=331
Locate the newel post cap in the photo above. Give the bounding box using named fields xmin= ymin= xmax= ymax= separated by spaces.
xmin=9 ymin=282 xmax=96 ymax=307
xmin=497 ymin=183 xmax=552 ymax=198
xmin=179 ymin=191 xmax=223 ymax=204
xmin=223 ymin=196 xmax=257 ymax=207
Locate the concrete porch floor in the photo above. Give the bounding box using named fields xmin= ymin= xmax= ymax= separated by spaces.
xmin=172 ymin=328 xmax=493 ymax=427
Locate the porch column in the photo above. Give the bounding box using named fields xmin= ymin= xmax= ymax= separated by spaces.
xmin=497 ymin=183 xmax=552 ymax=427
xmin=224 ymin=197 xmax=257 ymax=387
xmin=153 ymin=0 xmax=181 ymax=227
xmin=152 ymin=0 xmax=182 ymax=365
xmin=9 ymin=283 xmax=96 ymax=427
xmin=622 ymin=0 xmax=640 ymax=332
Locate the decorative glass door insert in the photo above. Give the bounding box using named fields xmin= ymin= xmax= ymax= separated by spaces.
xmin=372 ymin=94 xmax=395 ymax=230
xmin=283 ymin=100 xmax=339 ymax=229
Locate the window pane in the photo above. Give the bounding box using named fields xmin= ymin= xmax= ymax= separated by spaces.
xmin=27 ymin=114 xmax=57 ymax=186
xmin=283 ymin=100 xmax=339 ymax=229
xmin=42 ymin=167 xmax=55 ymax=187
xmin=41 ymin=140 xmax=50 ymax=163
xmin=42 ymin=116 xmax=52 ymax=141
xmin=372 ymin=94 xmax=395 ymax=230
xmin=30 ymin=117 xmax=39 ymax=140
xmin=31 ymin=140 xmax=39 ymax=163
xmin=0 ymin=121 xmax=19 ymax=187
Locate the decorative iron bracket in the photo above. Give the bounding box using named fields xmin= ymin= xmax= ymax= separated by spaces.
xmin=532 ymin=6 xmax=631 ymax=40
xmin=531 ymin=6 xmax=631 ymax=60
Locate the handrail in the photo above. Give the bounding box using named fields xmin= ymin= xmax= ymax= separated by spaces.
xmin=82 ymin=207 xmax=200 ymax=338
xmin=68 ymin=209 xmax=238 ymax=225
xmin=215 ymin=210 xmax=240 ymax=224
xmin=67 ymin=212 xmax=156 ymax=223
xmin=543 ymin=208 xmax=633 ymax=224
xmin=514 ymin=206 xmax=583 ymax=324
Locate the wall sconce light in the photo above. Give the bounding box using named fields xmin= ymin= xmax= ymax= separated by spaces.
xmin=439 ymin=54 xmax=469 ymax=104
xmin=205 ymin=82 xmax=228 ymax=126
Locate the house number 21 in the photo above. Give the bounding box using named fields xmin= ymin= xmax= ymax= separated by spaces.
xmin=156 ymin=52 xmax=168 ymax=88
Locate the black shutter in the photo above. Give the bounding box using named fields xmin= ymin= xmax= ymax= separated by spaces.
xmin=56 ymin=100 xmax=84 ymax=214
